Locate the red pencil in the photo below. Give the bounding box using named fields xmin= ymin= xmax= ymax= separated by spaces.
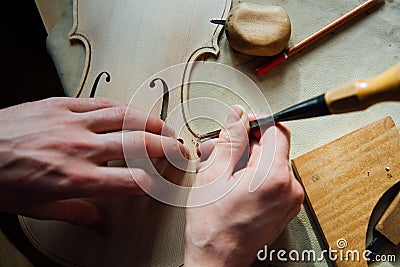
xmin=254 ymin=0 xmax=380 ymax=76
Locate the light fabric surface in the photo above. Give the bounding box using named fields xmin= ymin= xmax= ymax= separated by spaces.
xmin=17 ymin=0 xmax=400 ymax=266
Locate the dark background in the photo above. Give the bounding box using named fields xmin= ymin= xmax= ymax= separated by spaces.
xmin=3 ymin=1 xmax=65 ymax=109
xmin=1 ymin=2 xmax=64 ymax=266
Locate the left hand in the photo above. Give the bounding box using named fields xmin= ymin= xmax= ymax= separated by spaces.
xmin=0 ymin=97 xmax=187 ymax=233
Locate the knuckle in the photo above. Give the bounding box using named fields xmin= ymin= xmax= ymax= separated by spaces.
xmin=133 ymin=132 xmax=146 ymax=147
xmin=292 ymin=181 xmax=305 ymax=206
xmin=218 ymin=130 xmax=232 ymax=143
xmin=228 ymin=124 xmax=248 ymax=140
xmin=50 ymin=108 xmax=84 ymax=127
xmin=123 ymin=108 xmax=141 ymax=129
xmin=271 ymin=177 xmax=291 ymax=194
xmin=217 ymin=132 xmax=247 ymax=152
xmin=267 ymin=167 xmax=292 ymax=194
xmin=47 ymin=97 xmax=66 ymax=107
xmin=68 ymin=166 xmax=97 ymax=188
xmin=94 ymin=97 xmax=114 ymax=109
xmin=57 ymin=169 xmax=85 ymax=190
xmin=70 ymin=138 xmax=97 ymax=151
xmin=113 ymin=105 xmax=128 ymax=121
xmin=38 ymin=97 xmax=70 ymax=112
xmin=152 ymin=117 xmax=165 ymax=131
xmin=56 ymin=135 xmax=101 ymax=158
xmin=65 ymin=113 xmax=86 ymax=126
xmin=103 ymin=135 xmax=121 ymax=154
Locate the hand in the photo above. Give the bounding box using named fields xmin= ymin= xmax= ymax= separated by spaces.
xmin=0 ymin=97 xmax=187 ymax=230
xmin=184 ymin=106 xmax=304 ymax=267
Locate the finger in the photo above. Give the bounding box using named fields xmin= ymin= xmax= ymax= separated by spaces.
xmin=274 ymin=175 xmax=304 ymax=228
xmin=246 ymin=123 xmax=291 ymax=191
xmin=248 ymin=123 xmax=290 ymax=169
xmin=19 ymin=200 xmax=112 ymax=235
xmin=248 ymin=113 xmax=258 ymax=121
xmin=82 ymin=105 xmax=175 ymax=137
xmin=197 ymin=106 xmax=249 ymax=183
xmin=249 ymin=126 xmax=262 ymax=140
xmin=248 ymin=113 xmax=276 ymax=140
xmin=249 ymin=137 xmax=258 ymax=156
xmin=262 ymin=123 xmax=291 ymax=164
xmin=66 ymin=98 xmax=125 ymax=113
xmin=195 ymin=113 xmax=262 ymax=161
xmin=100 ymin=131 xmax=189 ymax=161
xmin=81 ymin=167 xmax=152 ymax=197
xmin=286 ymin=180 xmax=304 ymax=220
xmin=196 ymin=139 xmax=217 ymax=161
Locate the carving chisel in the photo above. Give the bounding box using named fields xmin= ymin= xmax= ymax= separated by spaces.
xmin=198 ymin=63 xmax=400 ymax=142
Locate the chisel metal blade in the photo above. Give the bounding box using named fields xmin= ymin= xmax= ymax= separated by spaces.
xmin=210 ymin=19 xmax=226 ymax=25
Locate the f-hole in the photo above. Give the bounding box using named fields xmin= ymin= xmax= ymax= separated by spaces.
xmin=90 ymin=71 xmax=111 ymax=98
xmin=150 ymin=78 xmax=169 ymax=121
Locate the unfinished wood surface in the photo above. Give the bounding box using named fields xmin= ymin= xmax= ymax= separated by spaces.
xmin=292 ymin=116 xmax=400 ymax=267
xmin=376 ymin=191 xmax=400 ymax=246
xmin=20 ymin=1 xmax=231 ymax=266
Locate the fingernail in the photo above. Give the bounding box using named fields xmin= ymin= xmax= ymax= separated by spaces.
xmin=180 ymin=144 xmax=190 ymax=159
xmin=226 ymin=105 xmax=244 ymax=124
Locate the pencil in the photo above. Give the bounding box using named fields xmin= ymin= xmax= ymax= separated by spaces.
xmin=254 ymin=0 xmax=380 ymax=76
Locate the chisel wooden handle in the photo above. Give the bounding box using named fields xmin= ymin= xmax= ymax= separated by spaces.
xmin=198 ymin=64 xmax=400 ymax=142
xmin=326 ymin=64 xmax=400 ymax=114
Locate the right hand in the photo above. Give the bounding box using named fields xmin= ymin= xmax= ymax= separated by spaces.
xmin=185 ymin=106 xmax=304 ymax=267
xmin=0 ymin=97 xmax=187 ymax=230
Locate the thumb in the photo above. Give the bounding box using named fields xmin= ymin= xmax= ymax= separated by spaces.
xmin=199 ymin=105 xmax=249 ymax=183
xmin=20 ymin=200 xmax=112 ymax=236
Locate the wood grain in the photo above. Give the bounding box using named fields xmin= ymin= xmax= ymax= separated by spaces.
xmin=292 ymin=117 xmax=400 ymax=267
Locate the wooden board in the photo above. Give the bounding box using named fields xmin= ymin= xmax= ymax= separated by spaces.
xmin=292 ymin=117 xmax=400 ymax=267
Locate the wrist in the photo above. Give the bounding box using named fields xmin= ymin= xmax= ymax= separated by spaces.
xmin=184 ymin=228 xmax=252 ymax=267
xmin=184 ymin=245 xmax=227 ymax=267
